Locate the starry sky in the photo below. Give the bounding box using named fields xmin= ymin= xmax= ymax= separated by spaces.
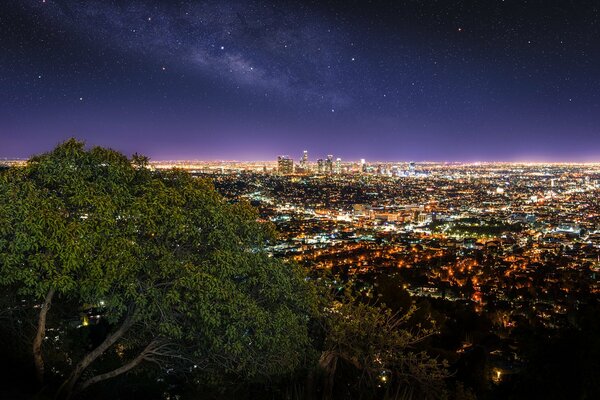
xmin=1 ymin=0 xmax=599 ymax=161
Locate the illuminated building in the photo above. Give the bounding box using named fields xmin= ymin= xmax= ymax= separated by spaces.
xmin=317 ymin=158 xmax=324 ymax=174
xmin=277 ymin=155 xmax=294 ymax=175
xmin=300 ymin=150 xmax=308 ymax=169
xmin=408 ymin=161 xmax=416 ymax=175
xmin=353 ymin=204 xmax=372 ymax=217
xmin=326 ymin=154 xmax=334 ymax=174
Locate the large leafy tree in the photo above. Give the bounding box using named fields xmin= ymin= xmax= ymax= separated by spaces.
xmin=0 ymin=139 xmax=316 ymax=398
xmin=318 ymin=299 xmax=449 ymax=400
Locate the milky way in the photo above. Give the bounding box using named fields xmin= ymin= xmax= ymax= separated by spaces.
xmin=27 ymin=0 xmax=350 ymax=105
xmin=1 ymin=0 xmax=599 ymax=161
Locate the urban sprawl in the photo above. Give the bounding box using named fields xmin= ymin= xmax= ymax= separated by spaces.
xmin=152 ymin=152 xmax=600 ymax=385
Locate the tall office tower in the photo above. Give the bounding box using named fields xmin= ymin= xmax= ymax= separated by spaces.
xmin=300 ymin=150 xmax=308 ymax=169
xmin=409 ymin=161 xmax=416 ymax=173
xmin=277 ymin=155 xmax=294 ymax=175
xmin=317 ymin=158 xmax=324 ymax=174
xmin=360 ymin=158 xmax=366 ymax=173
xmin=335 ymin=157 xmax=342 ymax=174
xmin=326 ymin=154 xmax=334 ymax=174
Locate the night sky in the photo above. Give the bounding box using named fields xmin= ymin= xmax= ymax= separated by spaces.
xmin=1 ymin=0 xmax=599 ymax=161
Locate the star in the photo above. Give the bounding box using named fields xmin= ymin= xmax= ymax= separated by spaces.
xmin=3 ymin=0 xmax=598 ymax=163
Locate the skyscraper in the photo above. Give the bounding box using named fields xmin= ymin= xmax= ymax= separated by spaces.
xmin=335 ymin=157 xmax=342 ymax=174
xmin=300 ymin=150 xmax=308 ymax=169
xmin=326 ymin=154 xmax=334 ymax=174
xmin=277 ymin=155 xmax=294 ymax=175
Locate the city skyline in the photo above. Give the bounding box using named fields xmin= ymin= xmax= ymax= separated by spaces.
xmin=1 ymin=1 xmax=600 ymax=161
xmin=5 ymin=151 xmax=600 ymax=164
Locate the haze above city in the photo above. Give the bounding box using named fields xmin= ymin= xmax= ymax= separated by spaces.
xmin=1 ymin=0 xmax=599 ymax=161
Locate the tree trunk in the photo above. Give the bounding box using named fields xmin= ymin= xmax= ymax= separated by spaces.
xmin=319 ymin=351 xmax=338 ymax=400
xmin=33 ymin=288 xmax=55 ymax=384
xmin=304 ymin=369 xmax=315 ymax=400
xmin=324 ymin=360 xmax=337 ymax=400
xmin=56 ymin=308 xmax=136 ymax=400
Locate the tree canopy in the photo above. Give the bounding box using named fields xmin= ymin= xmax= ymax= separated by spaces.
xmin=0 ymin=139 xmax=316 ymax=398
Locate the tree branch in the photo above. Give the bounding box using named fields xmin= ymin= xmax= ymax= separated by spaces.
xmin=76 ymin=341 xmax=153 ymax=393
xmin=57 ymin=305 xmax=136 ymax=399
xmin=76 ymin=339 xmax=195 ymax=395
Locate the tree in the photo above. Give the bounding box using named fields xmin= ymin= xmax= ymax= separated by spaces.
xmin=0 ymin=139 xmax=316 ymax=399
xmin=318 ymin=298 xmax=449 ymax=400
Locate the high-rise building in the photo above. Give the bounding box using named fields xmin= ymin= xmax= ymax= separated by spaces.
xmin=335 ymin=157 xmax=342 ymax=174
xmin=317 ymin=158 xmax=324 ymax=174
xmin=300 ymin=150 xmax=308 ymax=169
xmin=277 ymin=155 xmax=294 ymax=175
xmin=326 ymin=154 xmax=334 ymax=174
